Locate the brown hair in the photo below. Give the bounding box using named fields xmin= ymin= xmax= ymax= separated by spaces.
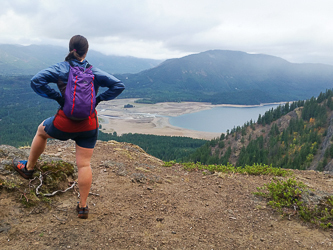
xmin=65 ymin=35 xmax=89 ymax=61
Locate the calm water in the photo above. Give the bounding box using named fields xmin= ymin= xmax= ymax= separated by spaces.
xmin=169 ymin=104 xmax=280 ymax=133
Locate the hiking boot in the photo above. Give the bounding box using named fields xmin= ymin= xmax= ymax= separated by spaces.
xmin=12 ymin=158 xmax=34 ymax=179
xmin=77 ymin=203 xmax=89 ymax=219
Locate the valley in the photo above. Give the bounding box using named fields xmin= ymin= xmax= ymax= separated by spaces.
xmin=97 ymin=98 xmax=278 ymax=140
xmin=97 ymin=98 xmax=222 ymax=139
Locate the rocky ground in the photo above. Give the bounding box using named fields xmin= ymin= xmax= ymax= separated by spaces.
xmin=1 ymin=140 xmax=333 ymax=249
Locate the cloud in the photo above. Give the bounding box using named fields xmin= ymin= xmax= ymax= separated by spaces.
xmin=0 ymin=0 xmax=333 ymax=63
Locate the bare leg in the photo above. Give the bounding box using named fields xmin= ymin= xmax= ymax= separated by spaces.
xmin=75 ymin=144 xmax=94 ymax=208
xmin=26 ymin=122 xmax=52 ymax=171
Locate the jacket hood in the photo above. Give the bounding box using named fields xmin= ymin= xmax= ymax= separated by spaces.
xmin=69 ymin=59 xmax=90 ymax=68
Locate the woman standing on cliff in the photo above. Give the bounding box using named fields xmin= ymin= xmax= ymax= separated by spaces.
xmin=12 ymin=35 xmax=125 ymax=219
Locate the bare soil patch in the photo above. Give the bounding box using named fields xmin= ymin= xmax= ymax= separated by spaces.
xmin=1 ymin=140 xmax=333 ymax=249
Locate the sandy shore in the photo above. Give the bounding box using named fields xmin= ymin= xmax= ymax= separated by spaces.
xmin=97 ymin=99 xmax=223 ymax=140
xmin=97 ymin=99 xmax=285 ymax=140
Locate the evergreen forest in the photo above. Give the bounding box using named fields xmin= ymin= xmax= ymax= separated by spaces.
xmin=98 ymin=132 xmax=206 ymax=162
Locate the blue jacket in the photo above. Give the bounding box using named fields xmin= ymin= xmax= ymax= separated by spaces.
xmin=31 ymin=59 xmax=125 ymax=104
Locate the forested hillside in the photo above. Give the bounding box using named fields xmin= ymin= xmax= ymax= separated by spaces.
xmin=186 ymin=89 xmax=333 ymax=172
xmin=118 ymin=50 xmax=333 ymax=105
xmin=0 ymin=75 xmax=57 ymax=145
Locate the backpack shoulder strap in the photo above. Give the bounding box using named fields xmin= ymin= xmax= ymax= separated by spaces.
xmin=68 ymin=60 xmax=93 ymax=71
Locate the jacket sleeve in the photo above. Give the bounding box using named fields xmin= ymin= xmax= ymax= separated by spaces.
xmin=30 ymin=63 xmax=63 ymax=100
xmin=93 ymin=68 xmax=125 ymax=102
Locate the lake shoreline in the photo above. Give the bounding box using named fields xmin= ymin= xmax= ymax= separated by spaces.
xmin=97 ymin=98 xmax=284 ymax=140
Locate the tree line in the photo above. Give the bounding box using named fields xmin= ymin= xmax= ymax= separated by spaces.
xmin=98 ymin=131 xmax=207 ymax=161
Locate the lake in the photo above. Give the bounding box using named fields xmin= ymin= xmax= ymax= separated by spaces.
xmin=169 ymin=104 xmax=280 ymax=133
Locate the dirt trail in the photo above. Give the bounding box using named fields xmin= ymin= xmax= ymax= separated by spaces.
xmin=1 ymin=140 xmax=333 ymax=249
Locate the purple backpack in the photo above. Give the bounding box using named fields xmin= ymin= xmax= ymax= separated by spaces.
xmin=63 ymin=61 xmax=96 ymax=120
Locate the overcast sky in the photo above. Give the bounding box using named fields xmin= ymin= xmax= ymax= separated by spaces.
xmin=1 ymin=0 xmax=333 ymax=64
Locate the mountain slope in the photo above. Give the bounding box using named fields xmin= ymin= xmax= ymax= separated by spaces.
xmin=186 ymin=89 xmax=333 ymax=172
xmin=119 ymin=50 xmax=333 ymax=104
xmin=0 ymin=44 xmax=162 ymax=74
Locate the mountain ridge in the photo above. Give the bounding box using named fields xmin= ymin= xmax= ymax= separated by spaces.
xmin=118 ymin=50 xmax=333 ymax=104
xmin=2 ymin=45 xmax=333 ymax=105
xmin=0 ymin=44 xmax=162 ymax=74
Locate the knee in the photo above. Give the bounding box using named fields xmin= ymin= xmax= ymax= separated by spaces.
xmin=36 ymin=122 xmax=48 ymax=138
xmin=77 ymin=161 xmax=91 ymax=170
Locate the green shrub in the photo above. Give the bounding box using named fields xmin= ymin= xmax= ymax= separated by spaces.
xmin=164 ymin=162 xmax=292 ymax=177
xmin=254 ymin=178 xmax=333 ymax=229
